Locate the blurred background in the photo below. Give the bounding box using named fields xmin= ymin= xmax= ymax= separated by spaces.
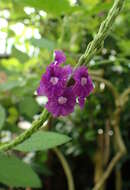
xmin=0 ymin=0 xmax=130 ymax=190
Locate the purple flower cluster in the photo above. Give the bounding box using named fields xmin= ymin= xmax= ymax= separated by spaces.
xmin=37 ymin=50 xmax=94 ymax=117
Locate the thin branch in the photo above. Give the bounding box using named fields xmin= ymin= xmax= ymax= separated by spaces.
xmin=91 ymin=75 xmax=119 ymax=100
xmin=53 ymin=148 xmax=75 ymax=190
xmin=0 ymin=110 xmax=50 ymax=151
xmin=115 ymin=167 xmax=122 ymax=190
xmin=103 ymin=120 xmax=111 ymax=166
xmin=93 ymin=152 xmax=122 ymax=190
xmin=120 ymin=88 xmax=130 ymax=106
xmin=88 ymin=69 xmax=104 ymax=77
xmin=121 ymin=88 xmax=130 ymax=98
xmin=93 ymin=134 xmax=105 ymax=190
xmin=93 ymin=108 xmax=127 ymax=190
xmin=89 ymin=57 xmax=130 ymax=67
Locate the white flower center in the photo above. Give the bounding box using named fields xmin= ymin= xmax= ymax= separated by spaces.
xmin=50 ymin=77 xmax=59 ymax=85
xmin=54 ymin=60 xmax=58 ymax=65
xmin=81 ymin=77 xmax=87 ymax=86
xmin=58 ymin=96 xmax=67 ymax=104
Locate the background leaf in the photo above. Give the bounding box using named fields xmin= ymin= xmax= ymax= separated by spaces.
xmin=0 ymin=154 xmax=41 ymax=187
xmin=14 ymin=0 xmax=71 ymax=15
xmin=12 ymin=47 xmax=29 ymax=63
xmin=0 ymin=80 xmax=23 ymax=92
xmin=30 ymin=38 xmax=57 ymax=50
xmin=19 ymin=96 xmax=39 ymax=118
xmin=15 ymin=131 xmax=71 ymax=152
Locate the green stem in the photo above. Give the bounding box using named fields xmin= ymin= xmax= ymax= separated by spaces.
xmin=0 ymin=109 xmax=50 ymax=151
xmin=54 ymin=148 xmax=75 ymax=190
xmin=75 ymin=0 xmax=125 ymax=68
xmin=0 ymin=0 xmax=125 ymax=152
xmin=91 ymin=75 xmax=119 ymax=100
xmin=88 ymin=69 xmax=104 ymax=77
xmin=121 ymin=88 xmax=130 ymax=98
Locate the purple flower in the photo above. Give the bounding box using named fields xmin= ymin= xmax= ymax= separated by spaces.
xmin=53 ymin=50 xmax=66 ymax=65
xmin=78 ymin=97 xmax=86 ymax=109
xmin=37 ymin=50 xmax=94 ymax=116
xmin=45 ymin=87 xmax=76 ymax=117
xmin=73 ymin=66 xmax=94 ymax=108
xmin=37 ymin=64 xmax=72 ymax=97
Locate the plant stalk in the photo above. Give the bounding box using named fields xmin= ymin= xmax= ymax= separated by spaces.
xmin=54 ymin=148 xmax=75 ymax=190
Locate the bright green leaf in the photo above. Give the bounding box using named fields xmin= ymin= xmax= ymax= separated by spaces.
xmin=118 ymin=40 xmax=130 ymax=56
xmin=82 ymin=0 xmax=99 ymax=7
xmin=12 ymin=47 xmax=29 ymax=63
xmin=0 ymin=153 xmax=41 ymax=187
xmin=30 ymin=38 xmax=57 ymax=50
xmin=14 ymin=0 xmax=71 ymax=15
xmin=7 ymin=107 xmax=19 ymax=124
xmin=19 ymin=96 xmax=39 ymax=118
xmin=0 ymin=105 xmax=6 ymax=130
xmin=15 ymin=131 xmax=71 ymax=152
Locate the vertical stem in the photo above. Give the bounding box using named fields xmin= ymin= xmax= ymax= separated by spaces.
xmin=104 ymin=120 xmax=110 ymax=166
xmin=115 ymin=168 xmax=122 ymax=190
xmin=94 ymin=134 xmax=105 ymax=190
xmin=54 ymin=148 xmax=75 ymax=190
xmin=93 ymin=107 xmax=127 ymax=190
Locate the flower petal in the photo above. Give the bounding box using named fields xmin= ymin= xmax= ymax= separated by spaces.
xmin=54 ymin=50 xmax=66 ymax=65
xmin=45 ymin=87 xmax=76 ymax=117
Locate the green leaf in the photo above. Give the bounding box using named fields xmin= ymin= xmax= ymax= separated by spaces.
xmin=84 ymin=130 xmax=96 ymax=141
xmin=118 ymin=40 xmax=130 ymax=56
xmin=0 ymin=0 xmax=12 ymax=9
xmin=0 ymin=153 xmax=41 ymax=187
xmin=82 ymin=0 xmax=99 ymax=7
xmin=12 ymin=76 xmax=39 ymax=97
xmin=14 ymin=0 xmax=71 ymax=15
xmin=12 ymin=47 xmax=29 ymax=63
xmin=30 ymin=38 xmax=57 ymax=50
xmin=15 ymin=131 xmax=71 ymax=152
xmin=10 ymin=1 xmax=28 ymax=20
xmin=0 ymin=80 xmax=22 ymax=92
xmin=19 ymin=96 xmax=39 ymax=118
xmin=0 ymin=105 xmax=6 ymax=130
